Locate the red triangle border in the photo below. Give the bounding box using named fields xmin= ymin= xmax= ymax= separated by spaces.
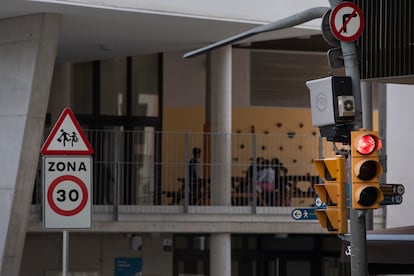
xmin=40 ymin=107 xmax=94 ymax=155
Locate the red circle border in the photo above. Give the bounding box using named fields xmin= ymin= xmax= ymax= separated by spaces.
xmin=330 ymin=2 xmax=364 ymax=42
xmin=47 ymin=175 xmax=88 ymax=216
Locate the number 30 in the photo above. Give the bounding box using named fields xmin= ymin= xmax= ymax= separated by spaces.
xmin=56 ymin=189 xmax=79 ymax=202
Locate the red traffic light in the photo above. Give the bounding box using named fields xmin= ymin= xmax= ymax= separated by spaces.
xmin=356 ymin=134 xmax=382 ymax=155
xmin=351 ymin=130 xmax=384 ymax=209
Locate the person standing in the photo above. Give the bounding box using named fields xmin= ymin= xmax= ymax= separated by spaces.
xmin=189 ymin=147 xmax=202 ymax=184
xmin=188 ymin=147 xmax=203 ymax=204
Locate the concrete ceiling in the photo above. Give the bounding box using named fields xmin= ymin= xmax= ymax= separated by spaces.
xmin=1 ymin=0 xmax=323 ymax=62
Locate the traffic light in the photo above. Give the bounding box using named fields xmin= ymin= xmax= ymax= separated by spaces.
xmin=351 ymin=130 xmax=384 ymax=209
xmin=313 ymin=156 xmax=347 ymax=234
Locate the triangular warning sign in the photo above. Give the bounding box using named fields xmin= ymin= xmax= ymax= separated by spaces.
xmin=41 ymin=107 xmax=94 ymax=155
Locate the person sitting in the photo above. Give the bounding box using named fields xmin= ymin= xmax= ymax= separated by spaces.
xmin=243 ymin=157 xmax=264 ymax=193
xmin=271 ymin=157 xmax=289 ymax=205
xmin=257 ymin=159 xmax=275 ymax=205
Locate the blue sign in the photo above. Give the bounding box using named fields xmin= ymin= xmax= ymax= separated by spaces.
xmin=115 ymin=258 xmax=142 ymax=276
xmin=315 ymin=181 xmax=351 ymax=208
xmin=291 ymin=208 xmax=318 ymax=220
xmin=314 ymin=197 xmax=326 ymax=209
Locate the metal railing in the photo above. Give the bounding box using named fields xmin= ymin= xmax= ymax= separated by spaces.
xmin=34 ymin=129 xmax=335 ymax=209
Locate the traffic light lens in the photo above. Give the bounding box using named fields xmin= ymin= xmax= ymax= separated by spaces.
xmin=351 ymin=130 xmax=384 ymax=210
xmin=357 ymin=135 xmax=378 ymax=154
xmin=358 ymin=186 xmax=379 ymax=206
xmin=357 ymin=160 xmax=378 ymax=180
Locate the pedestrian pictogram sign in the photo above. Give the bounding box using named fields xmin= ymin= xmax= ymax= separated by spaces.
xmin=291 ymin=208 xmax=318 ymax=220
xmin=329 ymin=1 xmax=364 ymax=42
xmin=43 ymin=156 xmax=92 ymax=229
xmin=41 ymin=107 xmax=94 ymax=155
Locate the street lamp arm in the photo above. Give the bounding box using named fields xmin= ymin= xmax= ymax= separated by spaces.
xmin=183 ymin=6 xmax=330 ymax=59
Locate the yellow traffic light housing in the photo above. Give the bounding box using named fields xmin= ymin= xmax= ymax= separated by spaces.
xmin=313 ymin=156 xmax=348 ymax=234
xmin=351 ymin=129 xmax=384 ymax=209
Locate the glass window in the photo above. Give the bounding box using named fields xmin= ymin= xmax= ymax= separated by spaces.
xmin=193 ymin=236 xmax=207 ymax=251
xmin=322 ymin=257 xmax=350 ymax=275
xmin=73 ymin=62 xmax=93 ymax=114
xmin=261 ymin=235 xmax=314 ymax=251
xmin=231 ymin=260 xmax=239 ymax=276
xmin=174 ymin=236 xmax=189 ymax=250
xmin=231 ymin=236 xmax=243 ymax=250
xmin=247 ymin=236 xmax=257 ymax=250
xmin=177 ymin=260 xmax=206 ymax=275
xmin=131 ymin=54 xmax=159 ymax=117
xmin=322 ymin=236 xmax=343 ymax=251
xmin=286 ymin=260 xmax=311 ymax=276
xmin=100 ymin=58 xmax=127 ymax=116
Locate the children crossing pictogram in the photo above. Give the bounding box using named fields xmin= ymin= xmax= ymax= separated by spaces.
xmin=41 ymin=107 xmax=94 ymax=155
xmin=57 ymin=129 xmax=79 ymax=147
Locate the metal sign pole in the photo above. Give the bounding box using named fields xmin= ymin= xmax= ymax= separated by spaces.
xmin=328 ymin=0 xmax=367 ymax=275
xmin=62 ymin=230 xmax=69 ymax=276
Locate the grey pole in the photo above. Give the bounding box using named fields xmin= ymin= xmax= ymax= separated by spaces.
xmin=328 ymin=0 xmax=368 ymax=275
xmin=361 ymin=81 xmax=373 ymax=131
xmin=184 ymin=7 xmax=329 ymax=59
xmin=62 ymin=230 xmax=69 ymax=276
xmin=361 ymin=81 xmax=374 ymax=231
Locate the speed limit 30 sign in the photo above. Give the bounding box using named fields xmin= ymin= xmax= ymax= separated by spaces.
xmin=43 ymin=156 xmax=92 ymax=229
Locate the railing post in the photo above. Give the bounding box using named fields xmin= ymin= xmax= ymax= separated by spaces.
xmin=114 ymin=130 xmax=120 ymax=221
xmin=154 ymin=130 xmax=162 ymax=205
xmin=184 ymin=133 xmax=190 ymax=213
xmin=252 ymin=134 xmax=257 ymax=214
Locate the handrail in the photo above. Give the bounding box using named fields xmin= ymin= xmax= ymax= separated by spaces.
xmin=33 ymin=130 xmax=333 ymax=211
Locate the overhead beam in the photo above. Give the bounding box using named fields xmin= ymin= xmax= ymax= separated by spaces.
xmin=184 ymin=6 xmax=329 ymax=58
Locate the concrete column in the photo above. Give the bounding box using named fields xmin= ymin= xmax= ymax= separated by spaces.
xmin=0 ymin=14 xmax=61 ymax=276
xmin=48 ymin=62 xmax=73 ymax=122
xmin=209 ymin=46 xmax=232 ymax=206
xmin=207 ymin=46 xmax=232 ymax=276
xmin=210 ymin=233 xmax=231 ymax=276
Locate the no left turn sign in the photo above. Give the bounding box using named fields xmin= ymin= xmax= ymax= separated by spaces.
xmin=329 ymin=2 xmax=364 ymax=42
xmin=43 ymin=156 xmax=92 ymax=229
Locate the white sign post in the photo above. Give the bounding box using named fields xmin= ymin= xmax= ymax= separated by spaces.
xmin=43 ymin=156 xmax=92 ymax=229
xmin=41 ymin=107 xmax=94 ymax=276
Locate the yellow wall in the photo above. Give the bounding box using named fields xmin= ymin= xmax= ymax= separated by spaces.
xmin=161 ymin=106 xmax=379 ymax=198
xmin=163 ymin=106 xmax=319 ymax=134
xmin=230 ymin=107 xmax=320 ymax=175
xmin=232 ymin=107 xmax=317 ymax=136
xmin=163 ymin=107 xmax=205 ymax=132
xmin=162 ymin=107 xmax=321 ymax=195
